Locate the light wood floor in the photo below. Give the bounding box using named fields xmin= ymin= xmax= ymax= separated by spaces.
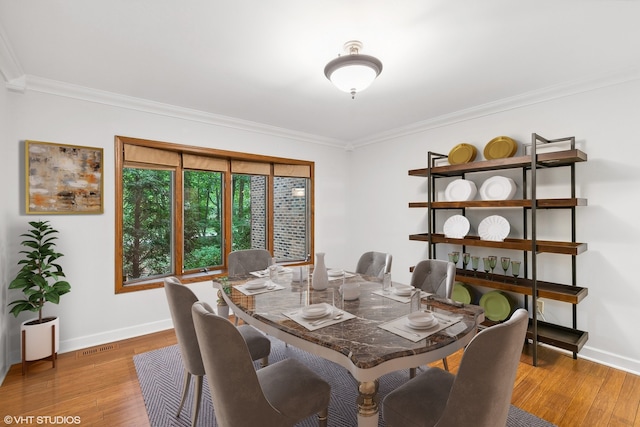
xmin=1 ymin=326 xmax=639 ymax=426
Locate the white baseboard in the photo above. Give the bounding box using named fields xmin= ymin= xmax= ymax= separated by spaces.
xmin=579 ymin=345 xmax=640 ymax=376
xmin=8 ymin=319 xmax=174 ymax=365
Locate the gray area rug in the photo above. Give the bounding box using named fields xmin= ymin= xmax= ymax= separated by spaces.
xmin=134 ymin=337 xmax=556 ymax=427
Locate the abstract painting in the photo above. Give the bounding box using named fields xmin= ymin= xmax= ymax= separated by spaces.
xmin=26 ymin=140 xmax=103 ymax=214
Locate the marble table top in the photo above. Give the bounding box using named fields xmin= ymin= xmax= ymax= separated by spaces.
xmin=219 ymin=272 xmax=484 ymax=370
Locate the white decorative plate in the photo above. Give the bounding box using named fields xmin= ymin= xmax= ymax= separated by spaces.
xmin=478 ymin=215 xmax=510 ymax=241
xmin=444 ymin=179 xmax=477 ymax=201
xmin=393 ymin=286 xmax=414 ymax=297
xmin=406 ymin=311 xmax=437 ymax=328
xmin=301 ymin=303 xmax=332 ymax=319
xmin=245 ymin=279 xmax=268 ymax=290
xmin=479 ymin=176 xmax=517 ymax=200
xmin=443 ymin=215 xmax=470 ymax=239
xmin=327 ymin=269 xmax=344 ymax=277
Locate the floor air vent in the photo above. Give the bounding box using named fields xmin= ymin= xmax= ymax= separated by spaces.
xmin=77 ymin=343 xmax=119 ymax=358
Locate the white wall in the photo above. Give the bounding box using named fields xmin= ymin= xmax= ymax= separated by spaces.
xmin=350 ymin=79 xmax=640 ymax=374
xmin=0 ymin=76 xmax=9 ymax=381
xmin=2 ymin=77 xmax=639 ymax=382
xmin=0 ymin=89 xmax=351 ymax=369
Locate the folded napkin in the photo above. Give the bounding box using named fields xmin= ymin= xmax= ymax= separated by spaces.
xmin=372 ymin=289 xmax=432 ymax=303
xmin=250 ymin=269 xmax=270 ymax=278
xmin=327 ymin=271 xmax=357 ymax=281
xmin=250 ymin=267 xmax=293 ymax=278
xmin=234 ymin=280 xmax=285 ymax=296
xmin=378 ymin=311 xmax=462 ymax=342
xmin=282 ymin=305 xmax=356 ymax=331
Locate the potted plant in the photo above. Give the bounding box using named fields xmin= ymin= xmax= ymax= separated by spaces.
xmin=9 ymin=220 xmax=71 ymax=369
xmin=216 ymin=276 xmax=231 ymax=319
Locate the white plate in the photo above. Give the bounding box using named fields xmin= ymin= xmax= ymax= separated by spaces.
xmin=327 ymin=269 xmax=344 ymax=277
xmin=393 ymin=286 xmax=414 ymax=297
xmin=407 ymin=311 xmax=437 ymax=327
xmin=478 ymin=215 xmax=510 ymax=241
xmin=301 ymin=303 xmax=332 ymax=319
xmin=443 ymin=215 xmax=470 ymax=239
xmin=405 ymin=317 xmax=438 ymax=330
xmin=244 ymin=279 xmax=268 ymax=290
xmin=479 ymin=176 xmax=517 ymax=200
xmin=444 ymin=179 xmax=477 ymax=201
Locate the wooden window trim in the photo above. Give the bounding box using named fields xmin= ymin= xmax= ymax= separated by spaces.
xmin=114 ymin=135 xmax=314 ymax=293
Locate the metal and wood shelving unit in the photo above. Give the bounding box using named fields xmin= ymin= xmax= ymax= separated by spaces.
xmin=408 ymin=133 xmax=588 ymax=365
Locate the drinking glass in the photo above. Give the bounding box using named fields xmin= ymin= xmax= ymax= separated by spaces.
xmin=501 ymin=257 xmax=510 ymax=281
xmin=482 ymin=257 xmax=491 ymax=278
xmin=331 ymin=286 xmax=343 ymax=312
xmin=448 ymin=252 xmax=460 ymax=268
xmin=410 ymin=289 xmax=422 ymax=313
xmin=488 ymin=256 xmax=497 ymax=275
xmin=462 ymin=253 xmax=470 ymax=271
xmin=471 ymin=256 xmax=480 ymax=276
xmin=511 ymin=261 xmax=521 ymax=283
xmin=382 ymin=272 xmax=392 ymax=294
xmin=268 ymin=264 xmax=278 ymax=283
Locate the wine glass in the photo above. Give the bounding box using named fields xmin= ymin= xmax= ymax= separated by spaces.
xmin=488 ymin=256 xmax=497 ymax=275
xmin=448 ymin=252 xmax=460 ymax=268
xmin=471 ymin=256 xmax=480 ymax=276
xmin=482 ymin=257 xmax=491 ymax=278
xmin=501 ymin=257 xmax=510 ymax=281
xmin=511 ymin=261 xmax=521 ymax=283
xmin=462 ymin=253 xmax=470 ymax=271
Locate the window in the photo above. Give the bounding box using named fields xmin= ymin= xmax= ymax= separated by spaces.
xmin=115 ymin=136 xmax=314 ymax=293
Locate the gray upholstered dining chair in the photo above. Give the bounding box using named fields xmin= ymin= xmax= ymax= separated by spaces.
xmin=409 ymin=258 xmax=456 ymax=373
xmin=383 ymin=308 xmax=528 ymax=427
xmin=163 ymin=277 xmax=271 ymax=426
xmin=355 ymin=251 xmax=393 ymax=279
xmin=409 ymin=258 xmax=455 ymax=299
xmin=227 ymin=248 xmax=272 ymax=277
xmin=192 ymin=301 xmax=331 ymax=427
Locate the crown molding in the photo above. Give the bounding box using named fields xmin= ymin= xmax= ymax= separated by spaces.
xmin=352 ymin=67 xmax=640 ymax=149
xmin=18 ymin=75 xmax=346 ymax=148
xmin=0 ymin=24 xmax=24 ymax=84
xmin=8 ymin=68 xmax=640 ymax=151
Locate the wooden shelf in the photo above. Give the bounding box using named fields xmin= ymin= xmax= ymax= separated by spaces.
xmin=453 ymin=269 xmax=588 ymax=304
xmin=410 ymin=140 xmax=589 ymax=362
xmin=481 ymin=319 xmax=588 ymax=354
xmin=527 ymin=320 xmax=589 ymax=354
xmin=408 ymin=233 xmax=587 ymax=255
xmin=409 ymin=198 xmax=588 ymax=209
xmin=408 ymin=149 xmax=588 ymax=177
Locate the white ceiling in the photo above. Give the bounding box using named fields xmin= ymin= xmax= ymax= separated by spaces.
xmin=1 ymin=1 xmax=640 ymax=147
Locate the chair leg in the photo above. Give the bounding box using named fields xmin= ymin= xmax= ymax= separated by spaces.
xmin=442 ymin=357 xmax=449 ymax=371
xmin=317 ymin=407 xmax=328 ymax=427
xmin=191 ymin=375 xmax=203 ymax=427
xmin=409 ymin=367 xmax=417 ymax=378
xmin=177 ymin=370 xmax=191 ymax=417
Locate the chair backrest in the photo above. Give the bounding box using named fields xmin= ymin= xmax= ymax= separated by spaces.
xmin=191 ymin=301 xmax=286 ymax=426
xmin=436 ymin=308 xmax=529 ymax=427
xmin=409 ymin=259 xmax=455 ymax=298
xmin=163 ymin=277 xmax=205 ymax=376
xmin=228 ymin=249 xmax=272 ymax=277
xmin=355 ymin=251 xmax=392 ymax=279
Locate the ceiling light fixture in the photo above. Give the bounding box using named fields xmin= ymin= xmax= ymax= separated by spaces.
xmin=324 ymin=40 xmax=383 ymax=99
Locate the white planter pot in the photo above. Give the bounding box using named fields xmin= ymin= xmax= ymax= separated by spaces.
xmin=21 ymin=317 xmax=59 ymax=361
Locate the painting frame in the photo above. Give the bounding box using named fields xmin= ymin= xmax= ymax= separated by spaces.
xmin=25 ymin=140 xmax=104 ymax=214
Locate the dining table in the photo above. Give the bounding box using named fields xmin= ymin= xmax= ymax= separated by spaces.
xmin=215 ymin=268 xmax=485 ymax=427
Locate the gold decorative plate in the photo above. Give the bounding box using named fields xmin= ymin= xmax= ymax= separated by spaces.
xmin=448 ymin=143 xmax=477 ymax=165
xmin=483 ymin=136 xmax=517 ymax=160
